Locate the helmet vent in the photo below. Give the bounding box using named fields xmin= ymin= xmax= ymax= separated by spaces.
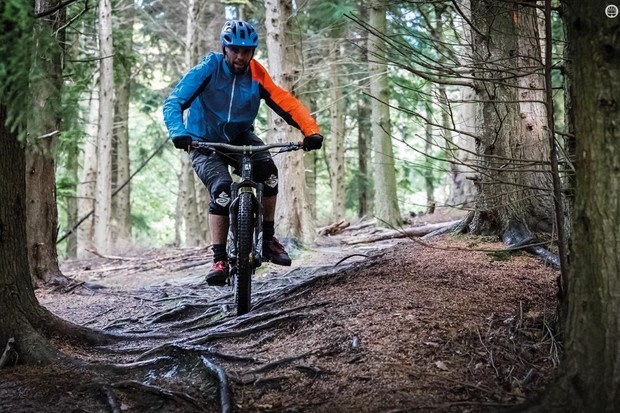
xmin=220 ymin=19 xmax=258 ymax=48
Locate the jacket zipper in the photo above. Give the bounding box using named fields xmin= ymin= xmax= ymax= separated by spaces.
xmin=224 ymin=76 xmax=236 ymax=141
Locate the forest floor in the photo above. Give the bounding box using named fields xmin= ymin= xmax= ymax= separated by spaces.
xmin=0 ymin=209 xmax=561 ymax=413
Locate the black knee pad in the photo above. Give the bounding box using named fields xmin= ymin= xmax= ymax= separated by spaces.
xmin=209 ymin=177 xmax=233 ymax=215
xmin=254 ymin=158 xmax=279 ymax=197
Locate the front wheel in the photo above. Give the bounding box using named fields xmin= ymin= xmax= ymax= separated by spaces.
xmin=235 ymin=192 xmax=255 ymax=315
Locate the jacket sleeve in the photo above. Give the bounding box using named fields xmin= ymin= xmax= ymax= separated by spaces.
xmin=250 ymin=60 xmax=321 ymax=137
xmin=163 ymin=54 xmax=214 ymax=139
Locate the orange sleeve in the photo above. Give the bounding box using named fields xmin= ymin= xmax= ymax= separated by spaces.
xmin=251 ymin=60 xmax=321 ymax=136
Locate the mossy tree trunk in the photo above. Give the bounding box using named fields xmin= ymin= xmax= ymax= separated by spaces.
xmin=25 ymin=0 xmax=67 ymax=286
xmin=368 ymin=1 xmax=401 ymax=228
xmin=469 ymin=0 xmax=552 ymax=238
xmin=528 ymin=0 xmax=620 ymax=410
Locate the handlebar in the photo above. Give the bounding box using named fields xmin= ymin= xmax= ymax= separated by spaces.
xmin=192 ymin=141 xmax=303 ymax=154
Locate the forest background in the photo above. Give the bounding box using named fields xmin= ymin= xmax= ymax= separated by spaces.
xmin=16 ymin=0 xmax=568 ymax=262
xmin=1 ymin=0 xmax=620 ymax=410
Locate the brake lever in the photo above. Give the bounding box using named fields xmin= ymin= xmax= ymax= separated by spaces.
xmin=277 ymin=142 xmax=303 ymax=153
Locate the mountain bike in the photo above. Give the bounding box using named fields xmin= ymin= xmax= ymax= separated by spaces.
xmin=193 ymin=140 xmax=303 ymax=315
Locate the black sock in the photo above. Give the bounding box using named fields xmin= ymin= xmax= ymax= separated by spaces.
xmin=212 ymin=244 xmax=227 ymax=262
xmin=263 ymin=221 xmax=275 ymax=242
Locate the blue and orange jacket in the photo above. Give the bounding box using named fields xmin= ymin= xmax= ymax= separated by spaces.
xmin=163 ymin=52 xmax=320 ymax=143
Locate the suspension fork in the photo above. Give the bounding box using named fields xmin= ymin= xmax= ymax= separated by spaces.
xmin=254 ymin=182 xmax=264 ymax=265
xmin=227 ymin=182 xmax=240 ymax=263
xmin=228 ymin=154 xmax=264 ymax=266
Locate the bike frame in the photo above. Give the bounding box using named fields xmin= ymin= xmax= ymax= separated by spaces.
xmin=192 ymin=141 xmax=302 ymax=315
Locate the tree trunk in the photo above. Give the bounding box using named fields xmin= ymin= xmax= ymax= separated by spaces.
xmin=529 ymin=1 xmax=620 ymax=410
xmin=1 ymin=118 xmax=113 ymax=365
xmin=424 ymin=103 xmax=435 ymax=209
xmin=328 ymin=43 xmax=346 ymax=221
xmin=176 ymin=0 xmax=201 ymax=247
xmin=469 ymin=0 xmax=552 ymax=237
xmin=448 ymin=84 xmax=477 ymax=208
xmin=194 ymin=0 xmax=222 ymax=246
xmin=265 ymin=0 xmax=316 ymax=243
xmin=299 ymin=93 xmax=318 ymax=221
xmin=357 ymin=4 xmax=371 ymax=219
xmin=560 ymin=1 xmax=575 ymax=247
xmin=447 ymin=1 xmax=477 ymax=208
xmin=77 ymin=86 xmax=98 ymax=258
xmin=0 ymin=110 xmax=59 ymax=364
xmin=25 ymin=0 xmax=67 ymax=287
xmin=65 ymin=136 xmax=79 ymax=258
xmin=176 ymin=0 xmax=221 ymax=247
xmin=111 ymin=0 xmax=136 ymax=248
xmin=357 ymin=91 xmax=371 ymax=218
xmin=93 ymin=0 xmax=114 ymax=254
xmin=368 ymin=2 xmax=401 ymax=228
xmin=0 ymin=4 xmax=126 ymax=360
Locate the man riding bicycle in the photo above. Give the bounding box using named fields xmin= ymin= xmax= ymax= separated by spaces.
xmin=163 ymin=19 xmax=323 ymax=285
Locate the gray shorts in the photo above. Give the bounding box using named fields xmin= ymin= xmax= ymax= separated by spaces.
xmin=189 ymin=131 xmax=279 ymax=215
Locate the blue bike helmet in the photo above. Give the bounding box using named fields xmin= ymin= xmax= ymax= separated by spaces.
xmin=220 ymin=20 xmax=259 ymax=48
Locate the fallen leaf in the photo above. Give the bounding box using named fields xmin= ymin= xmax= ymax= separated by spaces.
xmin=435 ymin=360 xmax=449 ymax=371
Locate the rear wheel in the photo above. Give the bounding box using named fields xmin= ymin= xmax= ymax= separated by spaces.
xmin=235 ymin=192 xmax=254 ymax=315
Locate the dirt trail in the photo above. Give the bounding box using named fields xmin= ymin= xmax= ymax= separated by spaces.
xmin=1 ymin=220 xmax=559 ymax=413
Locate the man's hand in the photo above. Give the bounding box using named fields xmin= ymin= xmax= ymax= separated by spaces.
xmin=171 ymin=135 xmax=192 ymax=151
xmin=303 ymin=134 xmax=323 ymax=151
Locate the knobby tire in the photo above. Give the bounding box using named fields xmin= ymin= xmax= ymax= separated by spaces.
xmin=235 ymin=192 xmax=254 ymax=315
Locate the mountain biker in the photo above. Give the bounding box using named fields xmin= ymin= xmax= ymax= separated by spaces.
xmin=163 ymin=19 xmax=323 ymax=286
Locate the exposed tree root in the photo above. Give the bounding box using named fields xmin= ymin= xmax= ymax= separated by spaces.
xmin=111 ymin=379 xmax=203 ymax=409
xmin=108 ymin=356 xmax=175 ymax=371
xmin=186 ymin=311 xmax=310 ymax=345
xmin=135 ymin=343 xmax=259 ymax=364
xmin=232 ymin=347 xmax=330 ymax=385
xmin=503 ymin=220 xmax=560 ymax=269
xmin=0 ymin=338 xmax=17 ymax=368
xmin=201 ymin=356 xmax=232 ymax=413
xmin=100 ymin=384 xmax=122 ymax=413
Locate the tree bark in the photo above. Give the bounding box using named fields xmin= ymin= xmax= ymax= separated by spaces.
xmin=448 ymin=84 xmax=477 ymax=208
xmin=424 ymin=103 xmax=435 ymax=209
xmin=65 ymin=135 xmax=79 ymax=258
xmin=1 ymin=125 xmax=111 ymax=365
xmin=446 ymin=1 xmax=477 ymax=208
xmin=93 ymin=0 xmax=114 ymax=254
xmin=77 ymin=86 xmax=98 ymax=258
xmin=176 ymin=0 xmax=201 ymax=248
xmin=528 ymin=0 xmax=620 ymax=410
xmin=368 ymin=2 xmax=402 ymax=228
xmin=177 ymin=0 xmax=221 ymax=247
xmin=265 ymin=0 xmax=316 ymax=243
xmin=328 ymin=43 xmax=346 ymax=221
xmin=356 ymin=4 xmax=371 ymax=219
xmin=1 ymin=114 xmax=114 ymax=365
xmin=469 ymin=0 xmax=552 ymax=236
xmin=357 ymin=91 xmax=371 ymax=218
xmin=25 ymin=0 xmax=67 ymax=286
xmin=111 ymin=0 xmax=136 ymax=248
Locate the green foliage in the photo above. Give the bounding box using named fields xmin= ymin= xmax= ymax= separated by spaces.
xmin=134 ymin=82 xmax=169 ymax=114
xmin=56 ymin=176 xmax=76 ymax=198
xmin=0 ymin=1 xmax=34 ymax=139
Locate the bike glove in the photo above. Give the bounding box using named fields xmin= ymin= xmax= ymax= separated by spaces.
xmin=303 ymin=134 xmax=323 ymax=151
xmin=171 ymin=135 xmax=192 ymax=151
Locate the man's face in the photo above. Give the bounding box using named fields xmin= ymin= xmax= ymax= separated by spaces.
xmin=224 ymin=46 xmax=255 ymax=73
